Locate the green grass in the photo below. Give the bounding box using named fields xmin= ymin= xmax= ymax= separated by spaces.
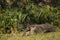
xmin=0 ymin=32 xmax=60 ymax=40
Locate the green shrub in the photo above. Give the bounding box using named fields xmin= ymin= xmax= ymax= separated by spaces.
xmin=0 ymin=2 xmax=60 ymax=33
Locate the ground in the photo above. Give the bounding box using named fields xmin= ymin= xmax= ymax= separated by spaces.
xmin=0 ymin=31 xmax=60 ymax=40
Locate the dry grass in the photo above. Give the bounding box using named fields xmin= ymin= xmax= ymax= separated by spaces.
xmin=0 ymin=31 xmax=60 ymax=40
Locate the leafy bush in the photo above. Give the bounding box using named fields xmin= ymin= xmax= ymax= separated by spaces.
xmin=0 ymin=2 xmax=60 ymax=33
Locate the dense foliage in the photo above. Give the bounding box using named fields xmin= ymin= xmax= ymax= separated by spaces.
xmin=0 ymin=0 xmax=60 ymax=34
